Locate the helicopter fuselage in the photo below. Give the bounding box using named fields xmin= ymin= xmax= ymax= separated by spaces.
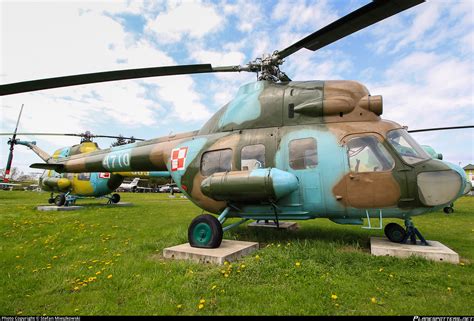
xmin=45 ymin=80 xmax=469 ymax=222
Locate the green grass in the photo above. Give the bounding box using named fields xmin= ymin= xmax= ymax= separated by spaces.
xmin=0 ymin=191 xmax=473 ymax=316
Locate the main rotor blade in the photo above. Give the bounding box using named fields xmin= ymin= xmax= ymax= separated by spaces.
xmin=408 ymin=125 xmax=474 ymax=133
xmin=0 ymin=64 xmax=244 ymax=95
xmin=277 ymin=0 xmax=424 ymax=59
xmin=0 ymin=132 xmax=145 ymax=141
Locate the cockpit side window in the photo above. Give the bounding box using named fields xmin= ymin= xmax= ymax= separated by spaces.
xmin=347 ymin=136 xmax=394 ymax=173
xmin=387 ymin=129 xmax=430 ymax=165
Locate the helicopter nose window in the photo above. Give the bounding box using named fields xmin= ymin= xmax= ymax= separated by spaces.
xmin=241 ymin=144 xmax=265 ymax=171
xmin=347 ymin=136 xmax=394 ymax=173
xmin=201 ymin=149 xmax=233 ymax=176
xmin=289 ymin=138 xmax=317 ymax=170
xmin=387 ymin=129 xmax=430 ymax=165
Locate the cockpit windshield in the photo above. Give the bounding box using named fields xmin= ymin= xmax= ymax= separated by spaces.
xmin=386 ymin=129 xmax=431 ymax=165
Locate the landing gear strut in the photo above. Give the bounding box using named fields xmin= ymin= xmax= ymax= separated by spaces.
xmin=384 ymin=219 xmax=429 ymax=246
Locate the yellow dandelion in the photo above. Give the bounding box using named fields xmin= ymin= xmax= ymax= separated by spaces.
xmin=88 ymin=266 xmax=93 ymax=269
xmin=371 ymin=297 xmax=377 ymax=304
xmin=200 ymin=299 xmax=206 ymax=304
xmin=335 ymin=303 xmax=340 ymax=307
xmin=389 ymin=274 xmax=394 ymax=278
xmin=447 ymin=287 xmax=452 ymax=292
xmin=96 ymin=271 xmax=101 ymax=275
xmin=255 ymin=255 xmax=260 ymax=260
xmin=295 ymin=261 xmax=301 ymax=267
xmin=224 ymin=261 xmax=229 ymax=265
xmin=32 ymin=269 xmax=38 ymax=273
xmin=16 ymin=311 xmax=23 ymax=315
xmin=198 ymin=304 xmax=204 ymax=310
xmin=240 ymin=264 xmax=246 ymax=269
xmin=74 ymin=309 xmax=79 ymax=312
xmin=16 ymin=256 xmax=20 ymax=259
xmin=53 ymin=256 xmax=58 ymax=259
xmin=211 ymin=285 xmax=217 ymax=290
xmin=107 ymin=274 xmax=113 ymax=279
xmin=379 ymin=268 xmax=384 ymax=272
xmin=331 ymin=294 xmax=338 ymax=300
xmin=224 ymin=273 xmax=229 ymax=278
xmin=88 ymin=277 xmax=94 ymax=282
xmin=73 ymin=286 xmax=80 ymax=291
xmin=46 ymin=266 xmax=52 ymax=269
xmin=176 ymin=304 xmax=182 ymax=309
xmin=460 ymin=262 xmax=465 ymax=266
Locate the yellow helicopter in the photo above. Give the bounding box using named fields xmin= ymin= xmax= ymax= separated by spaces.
xmin=1 ymin=0 xmax=472 ymax=248
xmin=1 ymin=106 xmax=170 ymax=206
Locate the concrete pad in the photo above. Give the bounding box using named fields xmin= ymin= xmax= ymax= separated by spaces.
xmin=370 ymin=237 xmax=459 ymax=264
xmin=248 ymin=221 xmax=299 ymax=230
xmin=37 ymin=205 xmax=84 ymax=211
xmin=163 ymin=240 xmax=259 ymax=265
xmin=107 ymin=202 xmax=133 ymax=207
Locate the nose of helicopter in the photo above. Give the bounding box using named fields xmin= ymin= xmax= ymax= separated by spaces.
xmin=417 ymin=161 xmax=468 ymax=207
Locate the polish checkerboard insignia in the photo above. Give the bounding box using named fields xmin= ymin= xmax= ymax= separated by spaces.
xmin=171 ymin=147 xmax=188 ymax=171
xmin=99 ymin=172 xmax=111 ymax=179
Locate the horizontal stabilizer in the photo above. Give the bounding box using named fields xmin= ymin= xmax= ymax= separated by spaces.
xmin=30 ymin=163 xmax=65 ymax=171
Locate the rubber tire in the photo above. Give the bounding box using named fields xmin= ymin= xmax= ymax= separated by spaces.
xmin=48 ymin=198 xmax=54 ymax=204
xmin=443 ymin=207 xmax=454 ymax=214
xmin=111 ymin=193 xmax=121 ymax=204
xmin=188 ymin=214 xmax=223 ymax=249
xmin=54 ymin=194 xmax=66 ymax=206
xmin=384 ymin=223 xmax=406 ymax=243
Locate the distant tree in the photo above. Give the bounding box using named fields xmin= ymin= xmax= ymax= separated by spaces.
xmin=126 ymin=136 xmax=136 ymax=144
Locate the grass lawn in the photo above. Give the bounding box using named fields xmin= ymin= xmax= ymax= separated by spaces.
xmin=0 ymin=191 xmax=472 ymax=316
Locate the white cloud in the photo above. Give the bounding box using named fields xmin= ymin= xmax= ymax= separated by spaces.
xmin=145 ymin=1 xmax=224 ymax=43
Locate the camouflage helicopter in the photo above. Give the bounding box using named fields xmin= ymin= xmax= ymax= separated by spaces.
xmin=1 ymin=0 xmax=472 ymax=248
xmin=1 ymin=107 xmax=170 ymax=206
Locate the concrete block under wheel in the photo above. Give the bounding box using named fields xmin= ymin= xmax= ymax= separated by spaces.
xmin=107 ymin=202 xmax=133 ymax=207
xmin=370 ymin=237 xmax=459 ymax=264
xmin=163 ymin=240 xmax=259 ymax=265
xmin=247 ymin=221 xmax=299 ymax=230
xmin=37 ymin=205 xmax=84 ymax=211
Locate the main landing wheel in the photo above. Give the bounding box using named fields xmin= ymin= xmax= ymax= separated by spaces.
xmin=188 ymin=214 xmax=223 ymax=248
xmin=48 ymin=197 xmax=54 ymax=204
xmin=111 ymin=193 xmax=121 ymax=204
xmin=54 ymin=194 xmax=66 ymax=206
xmin=384 ymin=223 xmax=406 ymax=243
xmin=443 ymin=206 xmax=454 ymax=214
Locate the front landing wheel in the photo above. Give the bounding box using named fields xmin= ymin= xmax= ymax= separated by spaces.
xmin=111 ymin=193 xmax=121 ymax=204
xmin=188 ymin=214 xmax=223 ymax=248
xmin=384 ymin=223 xmax=406 ymax=243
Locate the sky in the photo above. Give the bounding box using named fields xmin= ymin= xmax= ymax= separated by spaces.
xmin=1 ymin=0 xmax=473 ymax=177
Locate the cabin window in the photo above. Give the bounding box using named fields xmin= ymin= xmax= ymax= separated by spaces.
xmin=241 ymin=144 xmax=265 ymax=171
xmin=201 ymin=149 xmax=233 ymax=176
xmin=77 ymin=173 xmax=91 ymax=181
xmin=289 ymin=138 xmax=317 ymax=170
xmin=347 ymin=136 xmax=394 ymax=172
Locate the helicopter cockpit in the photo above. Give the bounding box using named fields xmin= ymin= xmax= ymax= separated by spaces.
xmin=386 ymin=129 xmax=431 ymax=165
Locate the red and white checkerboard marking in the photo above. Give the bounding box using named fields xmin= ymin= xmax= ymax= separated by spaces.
xmin=171 ymin=147 xmax=188 ymax=171
xmin=99 ymin=172 xmax=111 ymax=179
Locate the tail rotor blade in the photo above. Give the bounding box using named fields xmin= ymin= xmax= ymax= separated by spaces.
xmin=4 ymin=104 xmax=24 ymax=182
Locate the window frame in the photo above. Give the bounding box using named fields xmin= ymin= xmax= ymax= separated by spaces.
xmin=345 ymin=135 xmax=395 ymax=173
